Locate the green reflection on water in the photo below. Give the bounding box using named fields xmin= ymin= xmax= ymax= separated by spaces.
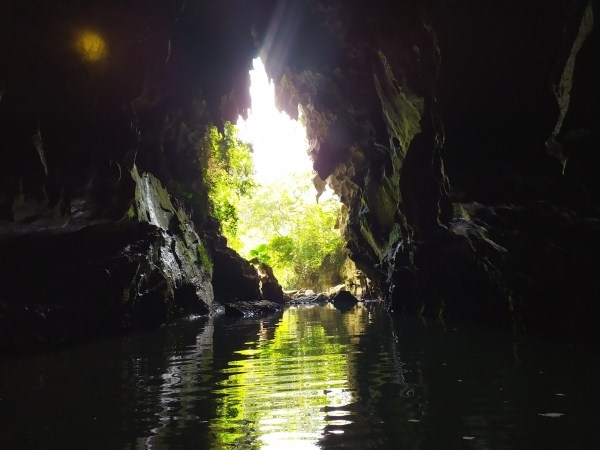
xmin=210 ymin=304 xmax=368 ymax=449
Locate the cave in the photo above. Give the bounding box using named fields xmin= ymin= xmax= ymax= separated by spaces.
xmin=1 ymin=0 xmax=600 ymax=447
xmin=2 ymin=0 xmax=598 ymax=342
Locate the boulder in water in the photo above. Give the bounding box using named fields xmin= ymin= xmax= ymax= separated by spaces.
xmin=330 ymin=290 xmax=358 ymax=312
xmin=224 ymin=300 xmax=283 ymax=318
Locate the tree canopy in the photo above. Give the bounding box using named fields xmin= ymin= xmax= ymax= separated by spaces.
xmin=202 ymin=122 xmax=345 ymax=290
xmin=202 ymin=122 xmax=255 ymax=237
xmin=234 ymin=172 xmax=345 ymax=290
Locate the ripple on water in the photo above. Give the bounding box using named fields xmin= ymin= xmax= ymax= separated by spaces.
xmin=207 ymin=306 xmax=365 ymax=448
xmin=3 ymin=303 xmax=599 ymax=450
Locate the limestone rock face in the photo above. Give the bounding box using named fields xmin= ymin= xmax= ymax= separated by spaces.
xmin=0 ymin=165 xmax=214 ymax=348
xmin=0 ymin=0 xmax=269 ymax=348
xmin=269 ymin=0 xmax=600 ymax=336
xmin=209 ymin=234 xmax=262 ymax=304
xmin=1 ymin=0 xmax=599 ymax=345
xmin=129 ymin=166 xmax=214 ymax=315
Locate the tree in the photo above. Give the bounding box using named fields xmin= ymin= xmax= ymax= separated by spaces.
xmin=199 ymin=123 xmax=344 ymax=290
xmin=201 ymin=122 xmax=255 ymax=239
xmin=232 ymin=171 xmax=345 ymax=290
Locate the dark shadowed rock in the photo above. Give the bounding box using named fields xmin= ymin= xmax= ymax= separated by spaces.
xmin=0 ymin=169 xmax=215 ymax=349
xmin=331 ymin=290 xmax=359 ymax=312
xmin=273 ymin=0 xmax=600 ymax=337
xmin=261 ymin=281 xmax=284 ymax=303
xmin=209 ymin=236 xmax=261 ymax=303
xmin=257 ymin=262 xmax=284 ymax=303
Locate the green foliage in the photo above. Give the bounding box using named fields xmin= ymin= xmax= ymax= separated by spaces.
xmin=248 ymin=243 xmax=272 ymax=265
xmin=268 ymin=236 xmax=295 ymax=263
xmin=193 ymin=121 xmax=343 ymax=291
xmin=201 ymin=122 xmax=255 ymax=237
xmin=233 ymin=171 xmax=344 ymax=290
xmin=197 ymin=241 xmax=213 ymax=273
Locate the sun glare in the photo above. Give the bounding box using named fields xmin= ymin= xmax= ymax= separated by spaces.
xmin=230 ymin=58 xmax=344 ymax=287
xmin=236 ymin=59 xmax=312 ymax=180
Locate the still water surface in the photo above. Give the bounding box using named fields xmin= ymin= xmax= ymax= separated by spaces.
xmin=1 ymin=302 xmax=599 ymax=449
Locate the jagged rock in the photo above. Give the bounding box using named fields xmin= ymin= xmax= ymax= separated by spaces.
xmin=272 ymin=0 xmax=600 ymax=336
xmin=0 ymin=167 xmax=214 ymax=349
xmin=209 ymin=235 xmax=261 ymax=303
xmin=256 ymin=262 xmax=284 ymax=303
xmin=288 ymin=292 xmax=329 ymax=305
xmin=129 ymin=167 xmax=213 ymax=310
xmin=1 ymin=0 xmax=599 ymax=343
xmin=224 ymin=300 xmax=283 ymax=318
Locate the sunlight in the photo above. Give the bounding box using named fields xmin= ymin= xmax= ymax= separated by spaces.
xmin=226 ymin=57 xmax=344 ymax=290
xmin=210 ymin=306 xmax=361 ymax=448
xmin=236 ymin=58 xmax=312 ymax=180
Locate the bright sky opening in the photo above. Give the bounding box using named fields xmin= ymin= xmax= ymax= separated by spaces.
xmin=231 ymin=57 xmax=344 ymax=284
xmin=236 ymin=58 xmax=312 ymax=181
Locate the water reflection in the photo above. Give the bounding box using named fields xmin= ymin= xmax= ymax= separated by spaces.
xmin=142 ymin=316 xmax=214 ymax=450
xmin=210 ymin=304 xmax=367 ymax=448
xmin=1 ymin=302 xmax=600 ymax=450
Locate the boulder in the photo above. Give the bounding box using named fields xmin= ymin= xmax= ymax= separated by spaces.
xmin=330 ymin=290 xmax=359 ymax=312
xmin=256 ymin=262 xmax=284 ymax=303
xmin=224 ymin=300 xmax=283 ymax=318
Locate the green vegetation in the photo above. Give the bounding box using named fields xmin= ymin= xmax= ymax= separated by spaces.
xmin=196 ymin=241 xmax=213 ymax=273
xmin=196 ymin=122 xmax=344 ymax=290
xmin=234 ymin=172 xmax=345 ymax=290
xmin=201 ymin=122 xmax=255 ymax=237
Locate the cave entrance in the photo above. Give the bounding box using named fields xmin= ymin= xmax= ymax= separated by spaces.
xmin=221 ymin=58 xmax=346 ymax=292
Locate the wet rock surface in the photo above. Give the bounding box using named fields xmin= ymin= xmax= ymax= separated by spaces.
xmin=223 ymin=300 xmax=283 ymax=318
xmin=285 ymin=289 xmax=360 ymax=313
xmin=270 ymin=0 xmax=600 ymax=337
xmin=286 ymin=291 xmax=330 ymax=306
xmin=1 ymin=0 xmax=599 ymax=345
xmin=0 ymin=168 xmax=214 ymax=349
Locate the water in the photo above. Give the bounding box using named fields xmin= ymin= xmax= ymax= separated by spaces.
xmin=1 ymin=302 xmax=599 ymax=449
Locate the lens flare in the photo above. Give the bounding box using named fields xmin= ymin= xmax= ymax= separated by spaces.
xmin=76 ymin=30 xmax=107 ymax=62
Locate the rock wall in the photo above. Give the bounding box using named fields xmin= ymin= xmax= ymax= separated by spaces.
xmin=1 ymin=0 xmax=599 ymax=345
xmin=0 ymin=0 xmax=270 ymax=348
xmin=0 ymin=164 xmax=214 ymax=347
xmin=270 ymin=0 xmax=600 ymax=336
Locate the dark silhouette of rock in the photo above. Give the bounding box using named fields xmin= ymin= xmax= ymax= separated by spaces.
xmin=256 ymin=262 xmax=284 ymax=303
xmin=209 ymin=234 xmax=261 ymax=303
xmin=224 ymin=300 xmax=283 ymax=318
xmin=331 ymin=290 xmax=359 ymax=312
xmin=1 ymin=0 xmax=599 ymax=346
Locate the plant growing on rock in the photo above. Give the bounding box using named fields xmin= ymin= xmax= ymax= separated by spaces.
xmin=200 ymin=121 xmax=256 ymax=238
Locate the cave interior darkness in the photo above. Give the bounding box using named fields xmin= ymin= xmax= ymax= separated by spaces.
xmin=0 ymin=0 xmax=599 ymax=348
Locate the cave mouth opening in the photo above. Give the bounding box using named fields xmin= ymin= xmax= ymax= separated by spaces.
xmin=218 ymin=58 xmax=346 ymax=292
